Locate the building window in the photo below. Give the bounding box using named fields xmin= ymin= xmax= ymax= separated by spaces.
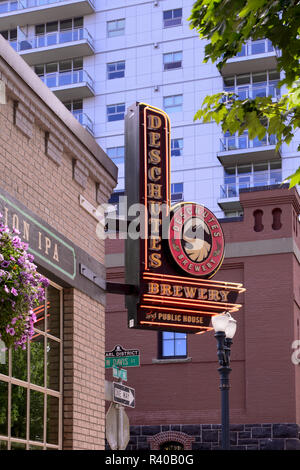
xmin=159 ymin=332 xmax=187 ymax=358
xmin=106 ymin=146 xmax=125 ymax=165
xmin=64 ymin=99 xmax=83 ymax=114
xmin=171 ymin=182 xmax=184 ymax=202
xmin=171 ymin=138 xmax=183 ymax=157
xmin=0 ymin=29 xmax=17 ymax=50
xmin=107 ymin=103 xmax=125 ymax=122
xmin=107 ymin=19 xmax=125 ymax=38
xmin=163 ymin=51 xmax=182 ymax=70
xmin=107 ymin=61 xmax=125 ymax=80
xmin=163 ymin=95 xmax=183 ymax=113
xmin=0 ymin=283 xmax=63 ymax=450
xmin=163 ymin=8 xmax=182 ymax=28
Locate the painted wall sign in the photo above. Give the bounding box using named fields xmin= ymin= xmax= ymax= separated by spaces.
xmin=125 ymin=102 xmax=244 ymax=334
xmin=0 ymin=186 xmax=106 ymax=304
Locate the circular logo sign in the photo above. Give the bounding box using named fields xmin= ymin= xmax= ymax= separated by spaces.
xmin=168 ymin=203 xmax=225 ymax=278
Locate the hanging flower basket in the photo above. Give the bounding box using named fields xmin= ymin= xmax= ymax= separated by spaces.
xmin=0 ymin=213 xmax=49 ymax=350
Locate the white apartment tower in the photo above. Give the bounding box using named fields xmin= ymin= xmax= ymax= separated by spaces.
xmin=0 ymin=0 xmax=299 ymax=218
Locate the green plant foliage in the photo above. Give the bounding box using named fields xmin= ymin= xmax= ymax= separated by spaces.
xmin=189 ymin=0 xmax=300 ymax=187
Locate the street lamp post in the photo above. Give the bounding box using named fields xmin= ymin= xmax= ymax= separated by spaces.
xmin=212 ymin=312 xmax=237 ymax=450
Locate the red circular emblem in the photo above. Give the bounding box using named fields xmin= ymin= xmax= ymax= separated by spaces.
xmin=168 ymin=203 xmax=225 ymax=278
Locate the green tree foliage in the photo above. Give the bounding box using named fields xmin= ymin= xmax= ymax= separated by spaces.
xmin=189 ymin=0 xmax=300 ymax=187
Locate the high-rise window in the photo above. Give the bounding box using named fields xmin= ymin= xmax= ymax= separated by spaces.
xmin=0 ymin=29 xmax=17 ymax=50
xmin=171 ymin=138 xmax=183 ymax=157
xmin=107 ymin=103 xmax=125 ymax=122
xmin=106 ymin=146 xmax=125 ymax=165
xmin=159 ymin=332 xmax=187 ymax=358
xmin=163 ymin=51 xmax=182 ymax=70
xmin=163 ymin=95 xmax=183 ymax=113
xmin=171 ymin=182 xmax=183 ymax=202
xmin=163 ymin=9 xmax=182 ymax=28
xmin=107 ymin=61 xmax=125 ymax=79
xmin=107 ymin=19 xmax=125 ymax=38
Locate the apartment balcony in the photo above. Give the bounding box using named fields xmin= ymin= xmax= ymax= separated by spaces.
xmin=39 ymin=69 xmax=95 ymax=100
xmin=17 ymin=28 xmax=94 ymax=66
xmin=218 ymin=185 xmax=242 ymax=212
xmin=221 ymin=39 xmax=280 ymax=76
xmin=218 ymin=171 xmax=282 ymax=211
xmin=72 ymin=110 xmax=94 ymax=135
xmin=217 ymin=134 xmax=281 ymax=167
xmin=0 ymin=0 xmax=95 ymax=30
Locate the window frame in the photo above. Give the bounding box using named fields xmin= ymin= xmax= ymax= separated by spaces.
xmin=158 ymin=331 xmax=187 ymax=359
xmin=163 ymin=8 xmax=183 ymax=28
xmin=171 ymin=138 xmax=183 ymax=157
xmin=163 ymin=51 xmax=182 ymax=71
xmin=106 ymin=146 xmax=125 ymax=164
xmin=163 ymin=94 xmax=183 ymax=113
xmin=107 ymin=103 xmax=125 ymax=122
xmin=107 ymin=19 xmax=125 ymax=38
xmin=107 ymin=60 xmax=125 ymax=80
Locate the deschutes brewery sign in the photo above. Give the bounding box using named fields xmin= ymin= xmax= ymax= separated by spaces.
xmin=168 ymin=203 xmax=225 ymax=278
xmin=125 ymin=102 xmax=244 ymax=334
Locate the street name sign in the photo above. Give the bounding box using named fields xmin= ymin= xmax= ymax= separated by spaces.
xmin=105 ymin=344 xmax=140 ymax=369
xmin=113 ymin=382 xmax=135 ymax=408
xmin=113 ymin=366 xmax=127 ymax=381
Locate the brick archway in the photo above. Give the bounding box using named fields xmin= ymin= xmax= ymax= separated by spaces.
xmin=148 ymin=431 xmax=195 ymax=450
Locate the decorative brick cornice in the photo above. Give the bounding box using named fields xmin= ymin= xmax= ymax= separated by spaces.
xmin=73 ymin=159 xmax=89 ymax=189
xmin=45 ymin=131 xmax=63 ymax=166
xmin=13 ymin=101 xmax=34 ymax=139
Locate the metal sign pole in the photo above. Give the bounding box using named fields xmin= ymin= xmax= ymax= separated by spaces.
xmin=117 ymin=404 xmax=124 ymax=450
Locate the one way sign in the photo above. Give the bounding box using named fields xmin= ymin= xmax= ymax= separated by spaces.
xmin=113 ymin=382 xmax=135 ymax=408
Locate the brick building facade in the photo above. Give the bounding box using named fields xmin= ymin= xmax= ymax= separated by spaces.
xmin=0 ymin=36 xmax=117 ymax=450
xmin=105 ymin=185 xmax=300 ymax=451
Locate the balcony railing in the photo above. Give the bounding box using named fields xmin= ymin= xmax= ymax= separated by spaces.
xmin=39 ymin=69 xmax=94 ymax=91
xmin=16 ymin=27 xmax=94 ymax=52
xmin=237 ymin=39 xmax=275 ymax=57
xmin=0 ymin=0 xmax=94 ymax=12
xmin=220 ymin=133 xmax=276 ymax=152
xmin=224 ymin=83 xmax=280 ymax=101
xmin=220 ymin=171 xmax=282 ymax=199
xmin=72 ymin=110 xmax=94 ymax=135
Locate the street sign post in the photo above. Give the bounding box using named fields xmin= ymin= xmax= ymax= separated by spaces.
xmin=113 ymin=382 xmax=135 ymax=408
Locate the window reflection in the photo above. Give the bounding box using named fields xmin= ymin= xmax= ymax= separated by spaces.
xmin=0 ymin=381 xmax=8 ymax=436
xmin=11 ymin=385 xmax=26 ymax=440
xmin=30 ymin=332 xmax=44 ymax=387
xmin=30 ymin=390 xmax=44 ymax=442
xmin=47 ymin=395 xmax=59 ymax=445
